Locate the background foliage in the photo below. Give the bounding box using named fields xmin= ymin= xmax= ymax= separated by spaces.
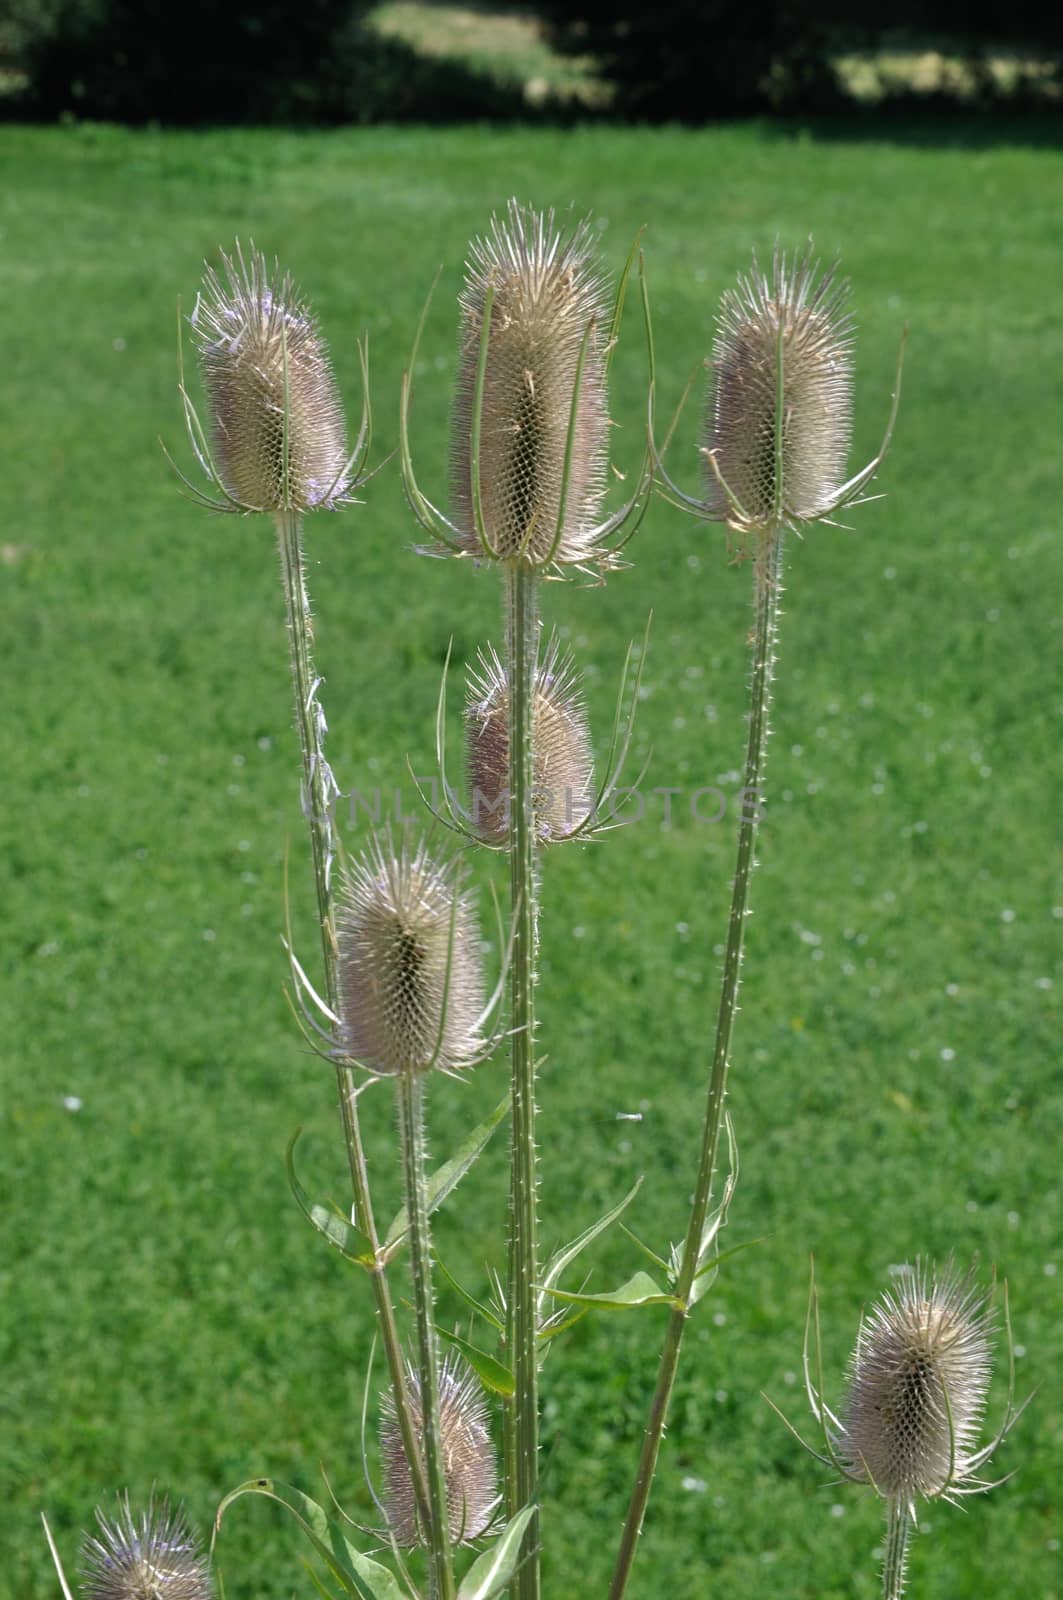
xmin=0 ymin=117 xmax=1060 ymax=1599
xmin=1 ymin=0 xmax=1061 ymax=121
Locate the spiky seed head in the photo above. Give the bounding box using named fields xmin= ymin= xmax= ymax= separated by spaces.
xmin=705 ymin=245 xmax=854 ymax=531
xmin=451 ymin=200 xmax=610 ymax=570
xmin=838 ymin=1262 xmax=994 ymax=1501
xmin=381 ymin=1355 xmax=499 ymax=1547
xmin=466 ymin=636 xmax=594 ymax=843
xmin=192 ymin=242 xmax=349 ymax=513
xmin=80 ymin=1495 xmax=211 ymax=1600
xmin=337 ymin=833 xmax=485 ymax=1076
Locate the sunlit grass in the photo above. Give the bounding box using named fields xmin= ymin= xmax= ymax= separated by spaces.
xmin=1 ymin=118 xmax=1059 ymax=1599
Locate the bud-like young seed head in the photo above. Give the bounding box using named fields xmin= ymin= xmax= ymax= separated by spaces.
xmin=80 ymin=1495 xmax=212 ymax=1600
xmin=466 ymin=636 xmax=594 ymax=843
xmin=192 ymin=243 xmax=349 ymax=513
xmin=337 ymin=833 xmax=485 ymax=1077
xmin=838 ymin=1262 xmax=994 ymax=1501
xmin=452 ymin=200 xmax=610 ymax=570
xmin=381 ymin=1355 xmax=499 ymax=1547
xmin=705 ymin=246 xmax=854 ymax=531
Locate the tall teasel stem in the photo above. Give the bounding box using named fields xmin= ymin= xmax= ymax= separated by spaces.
xmin=882 ymin=1500 xmax=912 ymax=1599
xmin=177 ymin=245 xmax=435 ymax=1538
xmin=505 ymin=563 xmax=542 ymax=1600
xmin=275 ymin=509 xmax=338 ymax=953
xmin=274 ymin=508 xmax=432 ymax=1533
xmin=404 ymin=201 xmax=643 ymax=1594
xmin=397 ymin=1071 xmax=456 ymax=1600
xmin=609 ymin=530 xmax=783 ymax=1600
xmin=611 ymin=244 xmax=901 ymax=1598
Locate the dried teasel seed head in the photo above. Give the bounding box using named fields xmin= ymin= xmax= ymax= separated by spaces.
xmin=80 ymin=1495 xmax=212 ymax=1600
xmin=705 ymin=245 xmax=854 ymax=531
xmin=381 ymin=1355 xmax=499 ymax=1547
xmin=838 ymin=1262 xmax=994 ymax=1501
xmin=466 ymin=636 xmax=594 ymax=843
xmin=452 ymin=200 xmax=610 ymax=570
xmin=192 ymin=242 xmax=349 ymax=513
xmin=337 ymin=832 xmax=485 ymax=1076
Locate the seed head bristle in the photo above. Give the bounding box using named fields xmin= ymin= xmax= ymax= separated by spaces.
xmin=80 ymin=1495 xmax=211 ymax=1600
xmin=451 ymin=199 xmax=610 ymax=569
xmin=705 ymin=244 xmax=854 ymax=530
xmin=192 ymin=242 xmax=349 ymax=513
xmin=337 ymin=833 xmax=485 ymax=1076
xmin=466 ymin=636 xmax=594 ymax=843
xmin=838 ymin=1261 xmax=994 ymax=1501
xmin=381 ymin=1355 xmax=499 ymax=1547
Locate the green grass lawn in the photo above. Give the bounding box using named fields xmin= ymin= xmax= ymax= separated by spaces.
xmin=1 ymin=118 xmax=1060 ymax=1599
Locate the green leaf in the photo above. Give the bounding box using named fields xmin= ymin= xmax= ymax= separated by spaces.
xmin=436 ymin=1256 xmax=504 ymax=1333
xmin=537 ymin=1308 xmax=587 ymax=1344
xmin=215 ymin=1479 xmax=404 ymax=1600
xmin=540 ymin=1177 xmax=643 ymax=1299
xmin=539 ymin=1270 xmax=679 ymax=1312
xmin=286 ymin=1130 xmax=376 ymax=1270
xmin=435 ymin=1327 xmax=514 ymax=1397
xmin=618 ymin=1222 xmax=670 ymax=1274
xmin=384 ymin=1094 xmax=508 ymax=1253
xmin=304 ymin=1562 xmax=345 ymax=1600
xmin=456 ymin=1506 xmax=536 ymax=1600
xmin=688 ymin=1235 xmax=764 ymax=1306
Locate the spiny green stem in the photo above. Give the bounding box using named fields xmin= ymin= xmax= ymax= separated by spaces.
xmin=883 ymin=1500 xmax=912 ymax=1600
xmin=274 ymin=509 xmax=431 ymax=1534
xmin=505 ymin=563 xmax=541 ymax=1600
xmin=502 ymin=1395 xmax=517 ymax=1540
xmin=398 ymin=1072 xmax=455 ymax=1600
xmin=608 ymin=530 xmax=784 ymax=1600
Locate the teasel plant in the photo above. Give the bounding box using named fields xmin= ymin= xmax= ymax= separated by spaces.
xmin=42 ymin=1493 xmax=213 ymax=1600
xmin=216 ymin=819 xmax=533 ymax=1600
xmin=164 ymin=243 xmax=479 ymax=1587
xmin=767 ymin=1260 xmax=1031 ymax=1597
xmin=329 ymin=829 xmax=500 ymax=1599
xmin=400 ymin=199 xmax=655 ymax=1600
xmin=599 ymin=246 xmax=908 ymax=1600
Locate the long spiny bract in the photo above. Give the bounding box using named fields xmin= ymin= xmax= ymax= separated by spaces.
xmin=381 ymin=1354 xmax=500 ymax=1547
xmin=337 ymin=833 xmax=485 ymax=1077
xmin=80 ymin=1495 xmax=212 ymax=1600
xmin=451 ymin=200 xmax=611 ymax=570
xmin=705 ymin=244 xmax=854 ymax=531
xmin=466 ymin=635 xmax=594 ymax=843
xmin=192 ymin=242 xmax=350 ymax=513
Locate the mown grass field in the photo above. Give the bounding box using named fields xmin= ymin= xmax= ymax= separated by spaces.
xmin=1 ymin=118 xmax=1060 ymax=1599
